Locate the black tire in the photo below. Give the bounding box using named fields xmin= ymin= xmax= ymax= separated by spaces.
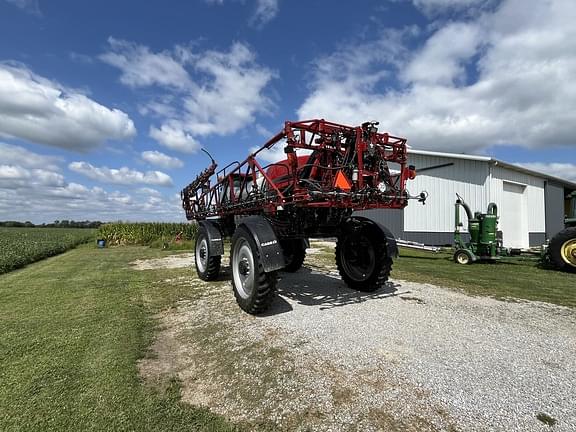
xmin=281 ymin=239 xmax=306 ymax=272
xmin=194 ymin=226 xmax=221 ymax=281
xmin=549 ymin=227 xmax=576 ymax=273
xmin=453 ymin=249 xmax=473 ymax=265
xmin=336 ymin=227 xmax=392 ymax=292
xmin=230 ymin=227 xmax=277 ymax=314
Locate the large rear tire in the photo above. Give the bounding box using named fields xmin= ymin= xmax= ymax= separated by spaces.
xmin=281 ymin=239 xmax=306 ymax=272
xmin=549 ymin=227 xmax=576 ymax=273
xmin=336 ymin=227 xmax=392 ymax=292
xmin=195 ymin=226 xmax=221 ymax=281
xmin=231 ymin=227 xmax=277 ymax=314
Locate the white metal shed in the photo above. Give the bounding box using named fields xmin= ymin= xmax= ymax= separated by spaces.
xmin=358 ymin=149 xmax=576 ymax=248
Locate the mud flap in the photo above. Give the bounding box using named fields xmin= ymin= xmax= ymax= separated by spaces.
xmin=198 ymin=220 xmax=224 ymax=256
xmin=236 ymin=216 xmax=286 ymax=272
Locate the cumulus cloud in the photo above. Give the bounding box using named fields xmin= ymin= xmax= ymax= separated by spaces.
xmin=100 ymin=38 xmax=193 ymax=90
xmin=411 ymin=0 xmax=492 ymax=13
xmin=149 ymin=123 xmax=201 ymax=153
xmin=101 ymin=39 xmax=275 ymax=153
xmin=203 ymin=0 xmax=279 ymax=26
xmin=298 ymin=0 xmax=576 ymax=153
xmin=516 ymin=163 xmax=576 ymax=183
xmin=0 ymin=142 xmax=61 ymax=171
xmin=250 ymin=0 xmax=279 ymax=27
xmin=141 ymin=150 xmax=184 ymax=169
xmin=5 ymin=0 xmax=41 ymax=16
xmin=69 ymin=161 xmax=173 ymax=186
xmin=0 ymin=164 xmax=64 ymax=189
xmin=0 ymin=166 xmax=183 ymax=223
xmin=0 ymin=63 xmax=136 ymax=151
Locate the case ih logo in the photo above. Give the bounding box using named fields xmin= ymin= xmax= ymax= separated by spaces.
xmin=260 ymin=240 xmax=278 ymax=247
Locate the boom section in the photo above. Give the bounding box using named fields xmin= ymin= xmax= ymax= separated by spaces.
xmin=181 ymin=119 xmax=417 ymax=221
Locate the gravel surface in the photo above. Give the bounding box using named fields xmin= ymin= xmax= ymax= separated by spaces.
xmin=138 ymin=243 xmax=576 ymax=431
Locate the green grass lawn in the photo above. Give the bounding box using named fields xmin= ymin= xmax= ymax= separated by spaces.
xmin=1 ymin=242 xmax=573 ymax=432
xmin=0 ymin=245 xmax=239 ymax=432
xmin=393 ymin=247 xmax=576 ymax=308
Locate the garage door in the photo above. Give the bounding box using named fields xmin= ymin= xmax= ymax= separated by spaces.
xmin=500 ymin=182 xmax=529 ymax=248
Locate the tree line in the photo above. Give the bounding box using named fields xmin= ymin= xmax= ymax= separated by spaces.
xmin=0 ymin=220 xmax=103 ymax=228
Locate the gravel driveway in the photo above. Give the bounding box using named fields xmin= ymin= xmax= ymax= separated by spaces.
xmin=139 ymin=242 xmax=576 ymax=431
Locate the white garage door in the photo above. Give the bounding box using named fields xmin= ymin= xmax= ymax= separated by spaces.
xmin=500 ymin=182 xmax=529 ymax=248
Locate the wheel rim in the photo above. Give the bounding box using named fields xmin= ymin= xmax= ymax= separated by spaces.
xmin=341 ymin=235 xmax=376 ymax=282
xmin=560 ymin=238 xmax=576 ymax=267
xmin=233 ymin=238 xmax=255 ymax=299
xmin=195 ymin=237 xmax=208 ymax=273
xmin=456 ymin=252 xmax=470 ymax=264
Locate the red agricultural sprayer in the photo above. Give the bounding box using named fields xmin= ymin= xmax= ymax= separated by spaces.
xmin=181 ymin=119 xmax=425 ymax=313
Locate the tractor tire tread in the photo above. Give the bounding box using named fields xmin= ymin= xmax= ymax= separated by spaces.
xmin=231 ymin=227 xmax=277 ymax=314
xmin=195 ymin=228 xmax=221 ymax=281
xmin=549 ymin=227 xmax=576 ymax=273
xmin=336 ymin=234 xmax=392 ymax=292
xmin=283 ymin=242 xmax=306 ymax=272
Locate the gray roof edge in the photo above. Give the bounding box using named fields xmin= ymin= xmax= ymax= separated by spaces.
xmin=408 ymin=148 xmax=576 ymax=189
xmin=490 ymin=159 xmax=576 ymax=189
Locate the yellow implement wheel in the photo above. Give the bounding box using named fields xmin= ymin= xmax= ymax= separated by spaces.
xmin=560 ymin=238 xmax=576 ymax=267
xmin=550 ymin=227 xmax=576 ymax=272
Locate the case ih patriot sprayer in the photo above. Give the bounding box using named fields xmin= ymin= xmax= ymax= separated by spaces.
xmin=181 ymin=119 xmax=425 ymax=313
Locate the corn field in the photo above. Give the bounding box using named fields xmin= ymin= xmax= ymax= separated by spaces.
xmin=97 ymin=222 xmax=198 ymax=246
xmin=0 ymin=227 xmax=95 ymax=274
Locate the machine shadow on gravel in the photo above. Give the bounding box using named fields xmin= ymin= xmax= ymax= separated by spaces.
xmin=271 ymin=266 xmax=401 ymax=312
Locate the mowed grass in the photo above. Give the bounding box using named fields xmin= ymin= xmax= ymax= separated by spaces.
xmin=0 ymin=244 xmax=239 ymax=432
xmin=393 ymin=247 xmax=576 ymax=308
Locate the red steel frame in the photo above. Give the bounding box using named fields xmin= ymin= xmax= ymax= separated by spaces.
xmin=182 ymin=119 xmax=415 ymax=221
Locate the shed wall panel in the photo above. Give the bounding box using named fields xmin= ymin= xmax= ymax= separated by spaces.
xmin=404 ymin=154 xmax=489 ymax=232
xmin=354 ymin=209 xmax=404 ymax=238
xmin=545 ymin=181 xmax=566 ymax=238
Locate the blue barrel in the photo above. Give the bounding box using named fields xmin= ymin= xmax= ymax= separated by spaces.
xmin=97 ymin=239 xmax=106 ymax=248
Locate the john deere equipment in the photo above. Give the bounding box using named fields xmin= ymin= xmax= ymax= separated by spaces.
xmin=548 ymin=191 xmax=576 ymax=272
xmin=453 ymin=194 xmax=503 ymax=264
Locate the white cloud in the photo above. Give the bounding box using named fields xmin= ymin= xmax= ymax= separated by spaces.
xmin=250 ymin=0 xmax=279 ymax=27
xmin=0 ymin=63 xmax=136 ymax=151
xmin=5 ymin=0 xmax=41 ymax=16
xmin=402 ymin=22 xmax=482 ymax=85
xmin=410 ymin=0 xmax=497 ymax=16
xmin=100 ymin=37 xmax=193 ymax=91
xmin=149 ymin=123 xmax=201 ymax=153
xmin=516 ymin=162 xmax=576 ymax=183
xmin=0 ymin=164 xmax=30 ymax=179
xmin=0 ymin=167 xmax=184 ymax=223
xmin=203 ymin=0 xmax=279 ymax=26
xmin=0 ymin=142 xmax=61 ymax=170
xmin=0 ymin=164 xmax=64 ymax=189
xmin=137 ymin=187 xmax=162 ymax=197
xmin=184 ymin=42 xmax=276 ymax=136
xmin=102 ymin=39 xmax=275 ymax=152
xmin=298 ymin=0 xmax=576 ymax=153
xmin=255 ymin=123 xmax=273 ymax=138
xmin=69 ymin=161 xmax=173 ymax=186
xmin=141 ymin=150 xmax=184 ymax=169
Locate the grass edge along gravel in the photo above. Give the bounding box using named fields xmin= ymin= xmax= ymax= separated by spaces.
xmin=394 ymin=247 xmax=576 ymax=308
xmin=0 ymin=244 xmax=240 ymax=432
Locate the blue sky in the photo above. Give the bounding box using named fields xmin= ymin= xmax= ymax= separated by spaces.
xmin=1 ymin=0 xmax=575 ymax=223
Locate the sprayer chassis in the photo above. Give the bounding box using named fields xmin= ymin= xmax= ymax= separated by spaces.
xmin=181 ymin=119 xmax=422 ymax=313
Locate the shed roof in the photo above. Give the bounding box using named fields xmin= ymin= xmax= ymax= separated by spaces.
xmin=409 ymin=149 xmax=576 ymax=189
